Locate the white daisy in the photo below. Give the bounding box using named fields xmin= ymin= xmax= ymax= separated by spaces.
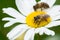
xmin=2 ymin=0 xmax=60 ymax=40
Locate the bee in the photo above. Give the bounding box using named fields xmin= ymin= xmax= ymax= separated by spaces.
xmin=33 ymin=2 xmax=49 ymax=11
xmin=34 ymin=14 xmax=50 ymax=25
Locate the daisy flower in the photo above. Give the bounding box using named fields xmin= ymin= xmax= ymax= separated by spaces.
xmin=2 ymin=0 xmax=60 ymax=40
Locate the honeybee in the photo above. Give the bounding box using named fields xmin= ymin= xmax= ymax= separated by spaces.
xmin=34 ymin=14 xmax=50 ymax=25
xmin=33 ymin=2 xmax=49 ymax=11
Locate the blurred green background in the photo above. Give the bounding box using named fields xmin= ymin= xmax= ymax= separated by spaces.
xmin=0 ymin=0 xmax=60 ymax=40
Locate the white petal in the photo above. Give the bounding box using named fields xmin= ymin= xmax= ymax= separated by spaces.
xmin=2 ymin=7 xmax=21 ymax=18
xmin=2 ymin=17 xmax=14 ymax=21
xmin=15 ymin=0 xmax=36 ymax=16
xmin=24 ymin=29 xmax=35 ymax=40
xmin=2 ymin=17 xmax=26 ymax=27
xmin=47 ymin=5 xmax=60 ymax=19
xmin=52 ymin=15 xmax=60 ymax=21
xmin=35 ymin=27 xmax=44 ymax=35
xmin=4 ymin=21 xmax=17 ymax=27
xmin=2 ymin=7 xmax=26 ymax=23
xmin=7 ymin=24 xmax=29 ymax=40
xmin=44 ymin=28 xmax=55 ymax=36
xmin=40 ymin=0 xmax=56 ymax=7
xmin=39 ymin=27 xmax=46 ymax=35
xmin=38 ymin=27 xmax=55 ymax=36
xmin=35 ymin=28 xmax=40 ymax=33
xmin=3 ymin=19 xmax=25 ymax=27
xmin=45 ymin=21 xmax=60 ymax=28
xmin=2 ymin=17 xmax=22 ymax=22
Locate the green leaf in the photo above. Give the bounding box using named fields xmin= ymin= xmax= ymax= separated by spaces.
xmin=0 ymin=31 xmax=8 ymax=40
xmin=36 ymin=0 xmax=40 ymax=2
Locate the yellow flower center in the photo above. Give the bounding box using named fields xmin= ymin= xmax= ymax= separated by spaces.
xmin=26 ymin=11 xmax=51 ymax=28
